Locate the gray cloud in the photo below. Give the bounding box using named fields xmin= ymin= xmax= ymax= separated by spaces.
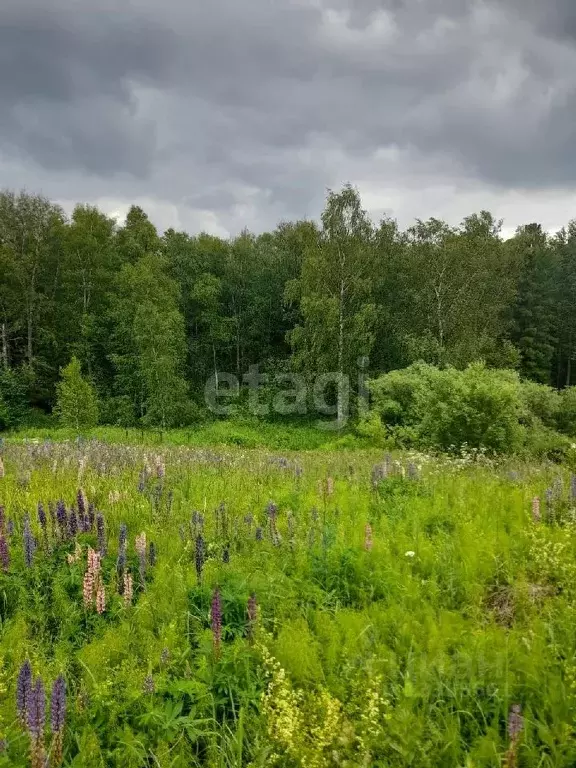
xmin=1 ymin=0 xmax=576 ymax=234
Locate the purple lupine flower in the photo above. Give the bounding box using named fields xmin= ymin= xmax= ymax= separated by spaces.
xmin=87 ymin=503 xmax=95 ymax=531
xmin=0 ymin=535 xmax=9 ymax=571
xmin=194 ymin=535 xmax=205 ymax=582
xmin=16 ymin=660 xmax=32 ymax=723
xmin=222 ymin=543 xmax=230 ymax=564
xmin=50 ymin=675 xmax=66 ymax=734
xmin=56 ymin=501 xmax=67 ymax=538
xmin=143 ymin=674 xmax=155 ymax=694
xmin=68 ymin=508 xmax=78 ymax=537
xmin=77 ymin=489 xmax=86 ymax=519
xmin=26 ymin=677 xmax=46 ymax=738
xmin=23 ymin=516 xmax=35 ymax=568
xmin=266 ymin=502 xmax=278 ymax=521
xmin=508 ymin=704 xmax=523 ymax=741
xmin=37 ymin=503 xmax=46 ymax=532
xmin=137 ymin=469 xmax=146 ymax=493
xmin=160 ymin=647 xmax=170 ymax=665
xmin=255 ymin=527 xmax=263 ymax=541
xmin=96 ymin=513 xmax=106 ymax=557
xmin=211 ymin=587 xmax=222 ymax=657
xmin=148 ymin=542 xmax=156 ymax=567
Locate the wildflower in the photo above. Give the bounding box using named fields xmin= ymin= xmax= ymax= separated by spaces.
xmin=364 ymin=523 xmax=373 ymax=552
xmin=508 ymin=704 xmax=523 ymax=741
xmin=0 ymin=535 xmax=9 ymax=571
xmin=87 ymin=503 xmax=95 ymax=530
xmin=143 ymin=674 xmax=155 ymax=694
xmin=95 ymin=582 xmax=106 ymax=614
xmin=255 ymin=527 xmax=263 ymax=541
xmin=405 ymin=550 xmax=415 ymax=558
xmin=160 ymin=647 xmax=170 ymax=665
xmin=16 ymin=660 xmax=32 ymax=725
xmin=56 ymin=501 xmax=67 ymax=538
xmin=96 ymin=513 xmax=106 ymax=556
xmin=50 ymin=675 xmax=66 ymax=767
xmin=531 ymin=496 xmax=541 ymax=523
xmin=66 ymin=542 xmax=82 ymax=565
xmin=244 ymin=513 xmax=254 ymax=533
xmin=222 ymin=543 xmax=230 ymax=564
xmin=82 ymin=570 xmax=95 ymax=607
xmin=123 ymin=571 xmax=133 ymax=606
xmin=68 ymin=508 xmax=78 ymax=537
xmin=37 ymin=503 xmax=46 ymax=533
xmin=211 ymin=587 xmax=222 ymax=658
xmin=23 ymin=516 xmax=35 ymax=568
xmin=247 ymin=592 xmax=257 ymax=643
xmin=135 ymin=532 xmax=147 ymax=557
xmin=155 ymin=456 xmax=165 ymax=479
xmin=137 ymin=469 xmax=146 ymax=493
xmin=195 ymin=534 xmax=205 ymax=582
xmin=27 ymin=677 xmax=46 ymax=768
xmin=136 ymin=532 xmax=147 ymax=584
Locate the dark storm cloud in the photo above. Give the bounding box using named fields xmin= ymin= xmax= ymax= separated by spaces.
xmin=1 ymin=0 xmax=576 ymax=232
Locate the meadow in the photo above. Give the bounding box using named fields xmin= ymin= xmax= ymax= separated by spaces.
xmin=0 ymin=432 xmax=575 ymax=767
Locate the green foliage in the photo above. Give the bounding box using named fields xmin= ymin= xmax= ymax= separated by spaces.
xmin=55 ymin=356 xmax=99 ymax=430
xmin=369 ymin=362 xmax=527 ymax=453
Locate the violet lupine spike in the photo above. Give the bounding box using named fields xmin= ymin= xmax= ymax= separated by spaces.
xmin=194 ymin=535 xmax=205 ymax=582
xmin=0 ymin=535 xmax=9 ymax=571
xmin=50 ymin=675 xmax=66 ymax=734
xmin=255 ymin=527 xmax=263 ymax=541
xmin=68 ymin=509 xmax=78 ymax=537
xmin=77 ymin=489 xmax=86 ymax=518
xmin=37 ymin=503 xmax=47 ymax=532
xmin=16 ymin=660 xmax=32 ymax=724
xmin=96 ymin=513 xmax=106 ymax=557
xmin=211 ymin=587 xmax=222 ymax=657
xmin=26 ymin=677 xmax=46 ymax=738
xmin=56 ymin=501 xmax=67 ymax=538
xmin=87 ymin=503 xmax=95 ymax=531
xmin=222 ymin=543 xmax=230 ymax=564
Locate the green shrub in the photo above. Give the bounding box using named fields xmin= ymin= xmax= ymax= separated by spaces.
xmin=556 ymin=386 xmax=576 ymax=436
xmin=368 ymin=362 xmax=526 ymax=453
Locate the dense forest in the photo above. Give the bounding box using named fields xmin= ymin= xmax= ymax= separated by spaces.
xmin=0 ymin=183 xmax=574 ymax=428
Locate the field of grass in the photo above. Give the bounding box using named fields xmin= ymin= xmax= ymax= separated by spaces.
xmin=0 ymin=433 xmax=575 ymax=766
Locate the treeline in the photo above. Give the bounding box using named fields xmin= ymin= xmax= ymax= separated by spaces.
xmin=0 ymin=184 xmax=574 ymax=428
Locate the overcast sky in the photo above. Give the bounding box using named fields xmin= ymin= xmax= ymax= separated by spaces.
xmin=1 ymin=0 xmax=576 ymax=237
